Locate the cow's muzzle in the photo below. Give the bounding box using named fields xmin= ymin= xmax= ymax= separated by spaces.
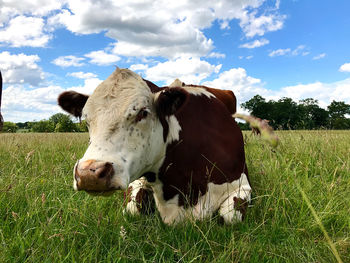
xmin=74 ymin=159 xmax=118 ymax=193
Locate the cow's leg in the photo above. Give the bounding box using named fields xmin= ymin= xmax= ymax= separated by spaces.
xmin=124 ymin=177 xmax=155 ymax=215
xmin=218 ymin=173 xmax=251 ymax=224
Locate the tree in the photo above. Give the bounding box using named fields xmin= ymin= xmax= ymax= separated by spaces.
xmin=16 ymin=122 xmax=30 ymax=130
xmin=30 ymin=120 xmax=55 ymax=132
xmin=48 ymin=113 xmax=77 ymax=132
xmin=327 ymin=101 xmax=350 ymax=119
xmin=1 ymin=122 xmax=18 ymax=133
xmin=241 ymin=95 xmax=274 ymax=124
xmin=327 ymin=101 xmax=350 ymax=129
xmin=75 ymin=120 xmax=88 ymax=132
xmin=53 ymin=114 xmax=76 ymax=132
xmin=298 ymin=98 xmax=329 ymax=129
xmin=269 ymin=97 xmax=301 ymax=129
xmin=241 ymin=95 xmax=339 ymax=130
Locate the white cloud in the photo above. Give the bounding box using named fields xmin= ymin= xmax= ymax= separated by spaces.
xmin=339 ymin=63 xmax=350 ymax=72
xmin=84 ymin=50 xmax=121 ymax=66
xmin=2 ymin=85 xmax=65 ymax=122
xmin=52 ymin=55 xmax=85 ymax=67
xmin=269 ymin=45 xmax=308 ymax=57
xmin=274 ymin=79 xmax=350 ymax=108
xmin=312 ymin=53 xmax=326 ymax=60
xmin=69 ymin=78 xmax=103 ymax=95
xmin=239 ymin=11 xmax=286 ymax=38
xmin=111 ymin=38 xmax=213 ymax=59
xmin=208 ymin=52 xmax=226 ymax=58
xmin=68 ymin=72 xmax=97 ymax=79
xmin=269 ymin=48 xmax=291 ymax=57
xmin=202 ymin=67 xmax=350 ymax=112
xmin=46 ymin=0 xmax=284 ymax=58
xmin=129 ymin=64 xmax=149 ymax=71
xmin=291 ymin=45 xmax=306 ymax=56
xmin=0 ymin=16 xmax=51 ymax=47
xmin=144 ymin=57 xmax=222 ymax=85
xmin=240 ymin=38 xmax=269 ymax=49
xmin=0 ymin=0 xmax=64 ymax=18
xmin=0 ymin=0 xmax=286 ymax=57
xmin=220 ymin=20 xmax=230 ymax=30
xmin=2 ymin=77 xmax=103 ymax=122
xmin=0 ymin=51 xmax=44 ymax=85
xmin=203 ymin=67 xmax=265 ymax=104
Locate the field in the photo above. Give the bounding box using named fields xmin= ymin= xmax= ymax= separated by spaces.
xmin=0 ymin=131 xmax=349 ymax=262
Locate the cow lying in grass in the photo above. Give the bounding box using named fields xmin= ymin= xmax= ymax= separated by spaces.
xmin=58 ymin=68 xmax=276 ymax=225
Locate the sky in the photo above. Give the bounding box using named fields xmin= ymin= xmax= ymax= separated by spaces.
xmin=0 ymin=0 xmax=350 ymax=123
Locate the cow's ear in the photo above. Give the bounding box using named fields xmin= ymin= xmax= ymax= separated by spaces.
xmin=155 ymin=88 xmax=187 ymax=116
xmin=58 ymin=91 xmax=89 ymax=118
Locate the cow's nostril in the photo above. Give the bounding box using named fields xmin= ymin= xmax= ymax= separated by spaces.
xmin=90 ymin=168 xmax=96 ymax=172
xmin=97 ymin=163 xmax=114 ymax=179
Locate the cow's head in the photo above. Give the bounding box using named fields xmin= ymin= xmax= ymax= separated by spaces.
xmin=58 ymin=68 xmax=186 ymax=195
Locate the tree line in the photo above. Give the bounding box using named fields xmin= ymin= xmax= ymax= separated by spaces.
xmin=1 ymin=113 xmax=88 ymax=133
xmin=1 ymin=96 xmax=350 ymax=133
xmin=239 ymin=95 xmax=350 ymax=130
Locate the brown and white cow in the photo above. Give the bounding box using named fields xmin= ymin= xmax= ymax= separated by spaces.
xmin=58 ymin=68 xmax=251 ymax=225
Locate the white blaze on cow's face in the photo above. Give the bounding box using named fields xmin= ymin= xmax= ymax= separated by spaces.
xmin=75 ymin=69 xmax=165 ymax=191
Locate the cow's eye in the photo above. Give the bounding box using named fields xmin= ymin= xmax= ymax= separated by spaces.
xmin=135 ymin=108 xmax=149 ymax=122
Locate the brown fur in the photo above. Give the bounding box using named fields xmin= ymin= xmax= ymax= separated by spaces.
xmin=156 ymin=87 xmax=246 ymax=206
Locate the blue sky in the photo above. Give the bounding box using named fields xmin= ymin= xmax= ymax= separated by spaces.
xmin=1 ymin=0 xmax=349 ymax=122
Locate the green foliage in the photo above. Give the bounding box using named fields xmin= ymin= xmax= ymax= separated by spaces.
xmin=30 ymin=120 xmax=55 ymax=132
xmin=76 ymin=119 xmax=89 ymax=132
xmin=0 ymin=132 xmax=349 ymax=262
xmin=242 ymin=95 xmax=350 ymax=130
xmin=327 ymin=101 xmax=350 ymax=129
xmin=26 ymin=114 xmax=81 ymax=133
xmin=327 ymin=100 xmax=350 ymax=119
xmin=1 ymin=121 xmax=18 ymax=133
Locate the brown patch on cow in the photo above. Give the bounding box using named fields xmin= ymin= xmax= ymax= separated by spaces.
xmin=135 ymin=188 xmax=155 ymax=215
xmin=58 ymin=91 xmax=89 ymax=118
xmin=158 ymin=90 xmax=247 ymax=207
xmin=123 ymin=186 xmax=133 ymax=204
xmin=233 ymin=197 xmax=248 ymax=220
xmin=143 ymin=79 xmax=161 ymax=93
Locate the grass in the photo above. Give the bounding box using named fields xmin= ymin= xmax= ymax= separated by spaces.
xmin=0 ymin=131 xmax=349 ymax=262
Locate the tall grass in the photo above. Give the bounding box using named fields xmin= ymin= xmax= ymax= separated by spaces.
xmin=0 ymin=131 xmax=349 ymax=262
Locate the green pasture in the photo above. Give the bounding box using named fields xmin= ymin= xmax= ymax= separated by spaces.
xmin=0 ymin=131 xmax=349 ymax=262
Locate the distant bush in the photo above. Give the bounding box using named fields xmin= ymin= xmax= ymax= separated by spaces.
xmin=1 ymin=122 xmax=18 ymax=133
xmin=30 ymin=120 xmax=55 ymax=132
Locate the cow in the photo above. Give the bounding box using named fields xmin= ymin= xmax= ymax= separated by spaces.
xmin=58 ymin=68 xmax=251 ymax=225
xmin=0 ymin=70 xmax=3 ymax=131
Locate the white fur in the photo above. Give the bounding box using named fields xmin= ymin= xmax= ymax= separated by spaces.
xmin=169 ymin=79 xmax=183 ymax=88
xmin=169 ymin=78 xmax=215 ymax=99
xmin=149 ymin=173 xmax=251 ymax=225
xmin=124 ymin=177 xmax=148 ymax=215
xmin=182 ymin=86 xmax=215 ymax=99
xmin=165 ymin=115 xmax=182 ymax=144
